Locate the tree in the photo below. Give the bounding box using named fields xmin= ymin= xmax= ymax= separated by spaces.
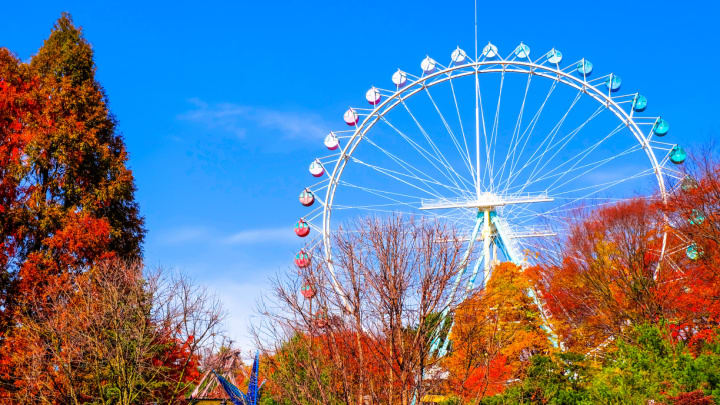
xmin=7 ymin=260 xmax=224 ymax=404
xmin=256 ymin=215 xmax=465 ymax=404
xmin=0 ymin=13 xmax=145 ymax=398
xmin=586 ymin=324 xmax=720 ymax=404
xmin=532 ymin=149 xmax=720 ymax=352
xmin=661 ymin=150 xmax=720 ymax=336
xmin=533 ymin=198 xmax=669 ymax=351
xmin=481 ymin=324 xmax=720 ymax=404
xmin=479 ymin=352 xmax=592 ymax=405
xmin=444 ymin=262 xmax=551 ymax=401
xmin=0 ymin=47 xmax=36 ymax=336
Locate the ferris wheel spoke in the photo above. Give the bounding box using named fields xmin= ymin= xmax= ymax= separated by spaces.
xmin=423 ymin=86 xmax=477 ymax=187
xmin=543 ymin=168 xmax=655 ymax=215
xmin=485 ymin=71 xmax=506 ymax=190
xmin=337 ymin=179 xmax=474 ymax=231
xmin=517 ymin=212 xmax=571 ymax=229
xmin=511 ymin=210 xmax=573 ymax=228
xmin=552 ymin=168 xmax=654 ymax=198
xmin=508 ymin=196 xmax=644 ymax=228
xmin=448 ymin=77 xmax=476 ymax=187
xmin=335 ymin=204 xmax=471 ymax=226
xmin=475 ymin=70 xmax=490 ymax=194
xmin=545 ymin=123 xmax=626 ymax=191
xmin=380 ymin=115 xmax=474 ymax=194
xmin=500 ymin=82 xmax=560 ymax=196
xmin=362 ymin=136 xmax=454 ymax=198
xmin=507 ymin=91 xmax=584 ymax=192
xmin=503 ymin=204 xmax=572 ymax=230
xmin=498 ymin=79 xmax=560 ymax=196
xmin=507 ymin=143 xmax=643 ymax=194
xmin=494 ymin=72 xmax=533 ymax=192
xmin=517 ymin=240 xmax=568 ymax=260
xmin=546 ymin=143 xmax=643 ymax=193
xmin=505 ymin=171 xmax=655 ymax=230
xmin=333 ymin=202 xmax=420 ymax=210
xmin=518 ymin=104 xmax=606 ymax=192
xmin=399 ymin=100 xmax=474 ymax=195
xmin=350 ymin=156 xmax=469 ymax=198
xmin=339 ymin=180 xmax=432 ymax=203
xmin=333 ymin=182 xmax=458 ymax=222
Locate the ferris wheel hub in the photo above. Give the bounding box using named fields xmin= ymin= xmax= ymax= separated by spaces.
xmin=419 ymin=192 xmax=553 ymax=210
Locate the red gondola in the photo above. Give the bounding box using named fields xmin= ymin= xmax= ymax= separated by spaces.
xmin=294 ymin=250 xmax=311 ymax=268
xmin=301 ymin=282 xmax=316 ymax=299
xmin=295 ymin=219 xmax=310 ymax=237
xmin=299 ymin=189 xmax=315 ymax=207
xmin=314 ymin=311 xmax=329 ymax=328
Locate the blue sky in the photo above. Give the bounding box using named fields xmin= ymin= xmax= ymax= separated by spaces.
xmin=2 ymin=0 xmax=719 ymax=349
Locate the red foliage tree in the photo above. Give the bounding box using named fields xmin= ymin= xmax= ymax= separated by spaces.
xmin=532 ymin=198 xmax=667 ymax=350
xmin=535 ymin=155 xmax=720 ymax=351
xmin=0 ymin=14 xmax=145 ymax=400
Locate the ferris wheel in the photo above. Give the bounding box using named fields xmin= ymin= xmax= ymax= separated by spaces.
xmin=292 ymin=42 xmax=686 ymax=347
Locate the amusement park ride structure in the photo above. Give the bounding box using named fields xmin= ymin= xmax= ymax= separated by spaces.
xmin=293 ymin=38 xmax=687 ymax=356
xmin=188 ymin=350 xmax=264 ymax=405
xmin=287 ymin=5 xmax=696 ymax=405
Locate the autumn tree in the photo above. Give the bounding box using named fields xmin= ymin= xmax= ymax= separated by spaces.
xmin=0 ymin=13 xmax=144 ymax=400
xmin=531 ymin=147 xmax=720 ymax=352
xmin=0 ymin=48 xmax=36 ymax=336
xmin=444 ymin=262 xmax=551 ymax=401
xmin=8 ymin=260 xmax=224 ymax=404
xmin=531 ymin=198 xmax=669 ymax=351
xmin=256 ymin=215 xmax=465 ymax=404
xmin=660 ymin=150 xmax=720 ymax=336
xmin=17 ymin=12 xmax=144 ymax=286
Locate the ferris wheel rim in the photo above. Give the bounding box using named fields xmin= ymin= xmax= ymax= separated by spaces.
xmin=314 ymin=55 xmax=674 ymax=305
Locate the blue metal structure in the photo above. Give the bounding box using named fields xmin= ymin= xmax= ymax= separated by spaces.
xmin=213 ymin=351 xmax=264 ymax=405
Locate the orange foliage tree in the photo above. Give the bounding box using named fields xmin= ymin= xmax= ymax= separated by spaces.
xmin=444 ymin=262 xmax=551 ymax=401
xmin=0 ymin=48 xmax=37 ymax=336
xmin=7 ymin=260 xmax=216 ymax=404
xmin=0 ymin=14 xmax=233 ymax=404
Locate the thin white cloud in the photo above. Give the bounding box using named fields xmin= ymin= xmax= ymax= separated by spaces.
xmin=154 ymin=225 xmax=298 ymax=246
xmin=222 ymin=227 xmax=296 ymax=245
xmin=178 ymin=98 xmax=330 ymax=141
xmin=155 ymin=226 xmax=211 ymax=246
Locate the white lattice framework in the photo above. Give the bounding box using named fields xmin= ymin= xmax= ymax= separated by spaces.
xmin=296 ymin=46 xmax=684 ymax=310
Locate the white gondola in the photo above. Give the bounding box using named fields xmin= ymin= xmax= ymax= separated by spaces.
xmin=309 ymin=159 xmax=324 ymax=177
xmin=343 ymin=108 xmax=359 ymax=126
xmin=324 ymin=132 xmax=339 ymax=150
xmin=392 ymin=69 xmax=408 ymax=87
xmin=514 ymin=43 xmax=530 ymax=59
xmin=546 ymin=48 xmax=562 ymax=64
xmin=605 ymin=74 xmax=622 ymax=92
xmin=365 ymin=87 xmax=381 ymax=105
xmin=482 ymin=43 xmax=499 ymax=58
xmin=451 ymin=47 xmax=467 ymax=64
xmin=421 ymin=56 xmax=437 ymax=74
xmin=577 ymin=59 xmax=593 ymax=75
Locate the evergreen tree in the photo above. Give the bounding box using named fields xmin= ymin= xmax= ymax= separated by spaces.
xmin=0 ymin=13 xmax=144 ymax=400
xmin=26 ymin=12 xmax=144 ymax=263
